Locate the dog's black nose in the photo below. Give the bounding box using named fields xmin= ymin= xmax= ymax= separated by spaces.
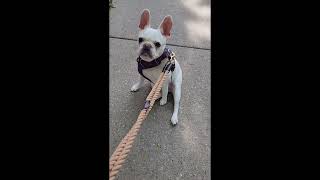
xmin=143 ymin=43 xmax=152 ymax=50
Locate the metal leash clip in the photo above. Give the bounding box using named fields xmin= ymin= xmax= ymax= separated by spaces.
xmin=168 ymin=52 xmax=175 ymax=61
xmin=162 ymin=51 xmax=176 ymax=72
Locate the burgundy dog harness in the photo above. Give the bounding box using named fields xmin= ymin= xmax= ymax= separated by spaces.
xmin=136 ymin=47 xmax=175 ymax=84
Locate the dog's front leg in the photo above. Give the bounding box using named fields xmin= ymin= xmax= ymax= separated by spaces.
xmin=171 ymin=72 xmax=182 ymax=125
xmin=160 ymin=79 xmax=169 ymax=105
xmin=131 ymin=75 xmax=144 ymax=92
xmin=171 ymin=84 xmax=181 ymax=125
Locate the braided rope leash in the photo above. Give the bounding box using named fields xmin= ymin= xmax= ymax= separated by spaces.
xmin=109 ymin=53 xmax=176 ymax=180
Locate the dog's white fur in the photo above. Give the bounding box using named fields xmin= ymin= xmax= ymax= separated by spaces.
xmin=131 ymin=9 xmax=182 ymax=125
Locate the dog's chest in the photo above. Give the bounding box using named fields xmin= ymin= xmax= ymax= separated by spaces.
xmin=142 ymin=59 xmax=168 ymax=83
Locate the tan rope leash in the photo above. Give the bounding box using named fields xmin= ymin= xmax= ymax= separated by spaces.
xmin=109 ymin=53 xmax=176 ymax=180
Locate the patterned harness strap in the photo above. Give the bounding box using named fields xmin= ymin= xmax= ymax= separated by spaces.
xmin=137 ymin=48 xmax=175 ymax=84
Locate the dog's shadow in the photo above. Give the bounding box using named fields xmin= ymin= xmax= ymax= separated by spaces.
xmin=127 ymin=83 xmax=174 ymax=125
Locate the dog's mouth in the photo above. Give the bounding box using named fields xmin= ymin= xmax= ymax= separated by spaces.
xmin=139 ymin=50 xmax=154 ymax=59
xmin=140 ymin=52 xmax=152 ymax=57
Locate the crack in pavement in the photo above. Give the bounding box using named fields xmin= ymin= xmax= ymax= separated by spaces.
xmin=109 ymin=36 xmax=211 ymax=51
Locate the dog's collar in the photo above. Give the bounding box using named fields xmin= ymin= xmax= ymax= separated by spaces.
xmin=137 ymin=48 xmax=172 ymax=83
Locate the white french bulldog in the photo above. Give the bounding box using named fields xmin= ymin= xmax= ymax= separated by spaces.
xmin=130 ymin=9 xmax=182 ymax=125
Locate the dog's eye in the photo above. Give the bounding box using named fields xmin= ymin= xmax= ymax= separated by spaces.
xmin=154 ymin=42 xmax=161 ymax=48
xmin=138 ymin=38 xmax=144 ymax=43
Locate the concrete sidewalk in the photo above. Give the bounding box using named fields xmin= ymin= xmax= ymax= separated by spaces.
xmin=109 ymin=1 xmax=211 ymax=179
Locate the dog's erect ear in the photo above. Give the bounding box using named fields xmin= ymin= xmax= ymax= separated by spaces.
xmin=139 ymin=9 xmax=151 ymax=30
xmin=159 ymin=15 xmax=173 ymax=38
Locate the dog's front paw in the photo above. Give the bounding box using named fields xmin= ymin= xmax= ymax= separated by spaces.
xmin=160 ymin=98 xmax=167 ymax=106
xmin=171 ymin=115 xmax=178 ymax=125
xmin=130 ymin=83 xmax=140 ymax=92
